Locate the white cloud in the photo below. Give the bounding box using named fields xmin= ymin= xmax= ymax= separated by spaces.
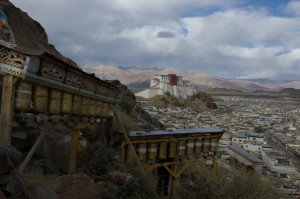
xmin=284 ymin=0 xmax=300 ymax=16
xmin=9 ymin=0 xmax=300 ymax=80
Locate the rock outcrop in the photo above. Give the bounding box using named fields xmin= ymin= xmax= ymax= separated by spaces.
xmin=0 ymin=0 xmax=78 ymax=67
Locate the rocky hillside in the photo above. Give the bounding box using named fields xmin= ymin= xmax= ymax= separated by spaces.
xmin=0 ymin=0 xmax=78 ymax=67
xmin=148 ymin=91 xmax=217 ymax=112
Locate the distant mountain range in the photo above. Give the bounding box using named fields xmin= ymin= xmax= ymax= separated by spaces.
xmin=83 ymin=66 xmax=300 ymax=92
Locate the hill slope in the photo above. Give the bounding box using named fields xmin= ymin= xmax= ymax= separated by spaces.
xmin=0 ymin=0 xmax=78 ymax=67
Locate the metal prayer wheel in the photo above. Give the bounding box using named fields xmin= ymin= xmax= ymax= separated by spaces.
xmin=101 ymin=102 xmax=108 ymax=117
xmin=168 ymin=142 xmax=177 ymax=158
xmin=89 ymin=99 xmax=97 ymax=116
xmin=194 ymin=138 xmax=203 ymax=154
xmin=72 ymin=95 xmax=82 ymax=115
xmin=136 ymin=143 xmax=147 ymax=161
xmin=49 ymin=89 xmax=61 ymax=113
xmin=95 ymin=101 xmax=103 ymax=117
xmin=158 ymin=143 xmax=167 ymax=159
xmin=185 ymin=140 xmax=195 ymax=155
xmin=34 ymin=85 xmax=48 ymax=112
xmin=107 ymin=103 xmax=114 ymax=117
xmin=147 ymin=143 xmax=158 ymax=160
xmin=210 ymin=137 xmax=218 ymax=152
xmin=202 ymin=138 xmax=211 ymax=152
xmin=81 ymin=97 xmax=90 ymax=116
xmin=178 ymin=140 xmax=186 ymax=156
xmin=15 ymin=81 xmax=32 ymax=111
xmin=119 ymin=144 xmax=126 ymax=162
xmin=61 ymin=92 xmax=72 ymax=113
xmin=125 ymin=144 xmax=134 ymax=163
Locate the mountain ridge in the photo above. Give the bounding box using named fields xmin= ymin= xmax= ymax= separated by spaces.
xmin=83 ymin=65 xmax=300 ymax=92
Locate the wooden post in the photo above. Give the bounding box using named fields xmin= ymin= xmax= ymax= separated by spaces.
xmin=114 ymin=109 xmax=145 ymax=175
xmin=213 ymin=154 xmax=219 ymax=170
xmin=0 ymin=75 xmax=14 ymax=145
xmin=69 ymin=123 xmax=85 ymax=173
xmin=170 ymin=164 xmax=177 ymax=196
xmin=18 ymin=124 xmax=50 ymax=173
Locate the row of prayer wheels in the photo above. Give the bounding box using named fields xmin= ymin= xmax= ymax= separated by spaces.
xmin=121 ymin=137 xmax=219 ymax=163
xmin=14 ymin=80 xmax=114 ymax=117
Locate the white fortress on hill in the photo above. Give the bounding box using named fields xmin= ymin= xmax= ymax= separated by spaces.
xmin=135 ymin=74 xmax=194 ymax=99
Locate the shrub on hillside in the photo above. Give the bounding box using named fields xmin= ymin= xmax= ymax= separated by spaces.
xmin=178 ymin=164 xmax=281 ymax=199
xmin=78 ymin=143 xmax=121 ymax=176
xmin=119 ymin=95 xmax=136 ymax=115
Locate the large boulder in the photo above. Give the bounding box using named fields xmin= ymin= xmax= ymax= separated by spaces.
xmin=0 ymin=145 xmax=22 ymax=175
xmin=26 ymin=184 xmax=59 ymax=199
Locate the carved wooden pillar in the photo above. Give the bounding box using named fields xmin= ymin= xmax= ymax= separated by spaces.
xmin=0 ymin=75 xmax=14 ymax=145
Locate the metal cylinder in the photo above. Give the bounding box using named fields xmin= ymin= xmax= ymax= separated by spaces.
xmin=49 ymin=89 xmax=61 ymax=113
xmin=168 ymin=142 xmax=177 ymax=158
xmin=101 ymin=102 xmax=108 ymax=117
xmin=158 ymin=143 xmax=167 ymax=159
xmin=34 ymin=85 xmax=48 ymax=112
xmin=178 ymin=140 xmax=186 ymax=156
xmin=202 ymin=138 xmax=211 ymax=152
xmin=147 ymin=143 xmax=158 ymax=160
xmin=15 ymin=81 xmax=32 ymax=110
xmin=136 ymin=143 xmax=147 ymax=161
xmin=120 ymin=144 xmax=126 ymax=162
xmin=72 ymin=95 xmax=82 ymax=115
xmin=61 ymin=92 xmax=72 ymax=113
xmin=89 ymin=99 xmax=97 ymax=116
xmin=81 ymin=97 xmax=90 ymax=116
xmin=107 ymin=103 xmax=114 ymax=117
xmin=125 ymin=144 xmax=134 ymax=163
xmin=186 ymin=140 xmax=195 ymax=155
xmin=210 ymin=137 xmax=218 ymax=152
xmin=194 ymin=139 xmax=203 ymax=154
xmin=95 ymin=101 xmax=103 ymax=117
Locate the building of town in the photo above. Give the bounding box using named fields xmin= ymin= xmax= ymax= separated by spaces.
xmin=135 ymin=74 xmax=193 ymax=99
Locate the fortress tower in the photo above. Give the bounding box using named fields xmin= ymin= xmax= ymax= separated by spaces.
xmin=136 ymin=74 xmax=193 ymax=99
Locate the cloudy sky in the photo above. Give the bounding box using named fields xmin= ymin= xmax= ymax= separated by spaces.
xmin=10 ymin=0 xmax=300 ymax=80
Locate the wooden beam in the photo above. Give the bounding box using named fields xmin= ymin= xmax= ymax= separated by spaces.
xmin=69 ymin=128 xmax=80 ymax=173
xmin=18 ymin=124 xmax=50 ymax=173
xmin=114 ymin=109 xmax=145 ymax=175
xmin=69 ymin=123 xmax=86 ymax=173
xmin=0 ymin=75 xmax=14 ymax=145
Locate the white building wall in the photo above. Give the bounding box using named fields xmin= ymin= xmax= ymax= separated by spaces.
xmin=135 ymin=89 xmax=159 ymax=99
xmin=136 ymin=74 xmax=194 ymax=99
xmin=247 ymin=136 xmax=264 ymax=144
xmin=243 ymin=143 xmax=262 ymax=154
xmin=232 ymin=137 xmax=248 ymax=145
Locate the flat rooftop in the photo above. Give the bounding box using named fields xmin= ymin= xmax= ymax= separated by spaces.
xmin=128 ymin=127 xmax=223 ymax=137
xmin=227 ymin=144 xmax=264 ymax=163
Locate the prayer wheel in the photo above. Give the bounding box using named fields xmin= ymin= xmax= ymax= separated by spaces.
xmin=186 ymin=140 xmax=195 ymax=155
xmin=158 ymin=143 xmax=167 ymax=159
xmin=95 ymin=101 xmax=103 ymax=116
xmin=136 ymin=143 xmax=147 ymax=161
xmin=194 ymin=138 xmax=203 ymax=154
xmin=168 ymin=142 xmax=177 ymax=158
xmin=147 ymin=143 xmax=158 ymax=160
xmin=49 ymin=89 xmax=61 ymax=113
xmin=178 ymin=140 xmax=186 ymax=156
xmin=72 ymin=95 xmax=82 ymax=115
xmin=61 ymin=92 xmax=72 ymax=113
xmin=202 ymin=138 xmax=211 ymax=152
xmin=210 ymin=137 xmax=218 ymax=152
xmin=34 ymin=85 xmax=48 ymax=112
xmin=125 ymin=144 xmax=134 ymax=163
xmin=15 ymin=81 xmax=32 ymax=110
xmin=89 ymin=99 xmax=97 ymax=116
xmin=81 ymin=97 xmax=90 ymax=116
